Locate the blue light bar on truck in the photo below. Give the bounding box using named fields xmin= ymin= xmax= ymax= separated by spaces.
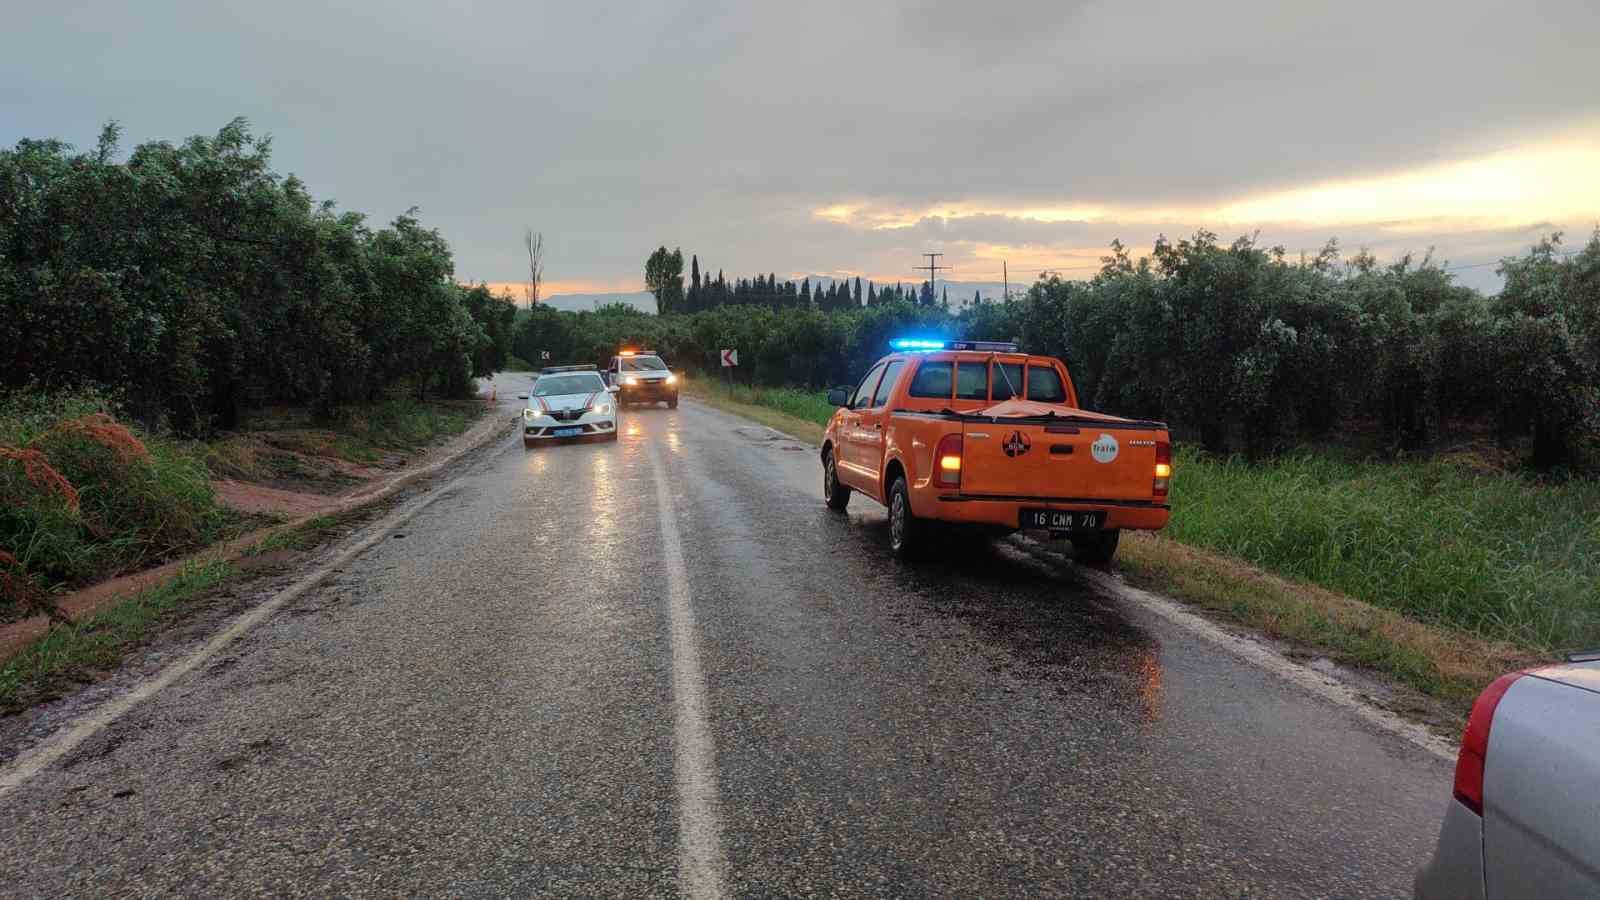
xmin=889 ymin=339 xmax=1020 ymax=353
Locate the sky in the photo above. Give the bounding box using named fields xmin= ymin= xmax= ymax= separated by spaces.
xmin=3 ymin=0 xmax=1598 ymax=296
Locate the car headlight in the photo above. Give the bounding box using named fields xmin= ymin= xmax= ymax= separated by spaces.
xmin=623 ymin=375 xmax=639 ymax=386
xmin=665 ymin=374 xmax=677 ymax=384
xmin=523 ymin=407 xmax=537 ymax=420
xmin=593 ymin=401 xmax=613 ymax=415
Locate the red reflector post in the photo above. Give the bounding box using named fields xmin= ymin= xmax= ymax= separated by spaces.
xmin=1453 ymin=671 xmax=1524 ymax=815
xmin=935 ymin=433 xmax=963 ymax=488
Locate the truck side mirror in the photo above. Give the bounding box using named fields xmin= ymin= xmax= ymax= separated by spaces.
xmin=827 ymin=388 xmax=849 ymax=407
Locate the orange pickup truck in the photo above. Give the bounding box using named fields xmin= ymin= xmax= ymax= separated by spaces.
xmin=820 ymin=340 xmax=1171 ymax=561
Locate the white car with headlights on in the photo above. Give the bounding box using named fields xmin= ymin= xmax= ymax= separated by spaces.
xmin=519 ymin=366 xmax=619 ymax=447
xmin=606 ymin=350 xmax=680 ymax=408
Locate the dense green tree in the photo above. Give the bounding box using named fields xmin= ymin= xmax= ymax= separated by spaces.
xmin=0 ymin=119 xmax=487 ymax=432
xmin=644 ymin=246 xmax=685 ymax=314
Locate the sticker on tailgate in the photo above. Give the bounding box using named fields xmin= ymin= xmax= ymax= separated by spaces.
xmin=1091 ymin=432 xmax=1119 ymax=463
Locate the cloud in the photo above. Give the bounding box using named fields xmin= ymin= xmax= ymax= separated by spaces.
xmin=3 ymin=0 xmax=1597 ymax=292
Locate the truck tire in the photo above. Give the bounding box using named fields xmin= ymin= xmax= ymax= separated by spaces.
xmin=887 ymin=475 xmax=927 ymax=558
xmin=668 ymin=394 xmax=679 ymax=409
xmin=823 ymin=448 xmax=851 ymax=511
xmin=1072 ymin=529 xmax=1120 ymax=565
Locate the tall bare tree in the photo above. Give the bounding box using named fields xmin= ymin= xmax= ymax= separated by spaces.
xmin=523 ymin=228 xmax=544 ymax=309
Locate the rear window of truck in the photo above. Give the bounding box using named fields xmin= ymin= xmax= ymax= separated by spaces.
xmin=1026 ymin=365 xmax=1068 ymax=403
xmin=955 ymin=362 xmax=987 ymax=400
xmin=908 ymin=361 xmax=953 ymax=399
xmin=992 ymin=363 xmax=1024 ymax=400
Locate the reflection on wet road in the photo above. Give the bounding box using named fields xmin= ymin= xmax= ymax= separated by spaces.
xmin=0 ymin=380 xmax=1450 ymax=897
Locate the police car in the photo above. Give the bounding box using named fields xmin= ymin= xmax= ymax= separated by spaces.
xmin=518 ymin=366 xmax=619 ymax=446
xmin=606 ymin=349 xmax=679 ymax=408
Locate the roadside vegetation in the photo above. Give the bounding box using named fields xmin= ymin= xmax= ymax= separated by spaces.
xmin=1 ymin=119 xmax=503 ymax=625
xmin=0 ymin=560 xmax=234 ymax=711
xmin=1166 ymin=450 xmax=1600 ymax=651
xmin=1 ymin=387 xmax=482 ymax=624
xmin=1 ymin=389 xmax=240 ymax=623
xmin=688 ymin=381 xmax=836 ymax=433
xmin=1 ymin=119 xmax=517 ymax=435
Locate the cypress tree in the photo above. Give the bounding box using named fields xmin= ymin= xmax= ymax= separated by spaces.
xmin=688 ymin=254 xmax=702 ymax=312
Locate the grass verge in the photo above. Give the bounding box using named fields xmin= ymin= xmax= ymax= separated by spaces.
xmin=686 ymin=381 xmax=1571 ymax=718
xmin=684 ymin=381 xmax=829 ymax=445
xmin=217 ymin=395 xmax=482 ymax=468
xmin=245 ymin=514 xmax=343 ymax=556
xmin=1115 ymin=534 xmax=1544 ymax=717
xmin=2 ymin=388 xmax=245 ymax=621
xmin=0 ymin=559 xmax=235 ymax=711
xmin=1164 ymin=450 xmax=1600 ymax=651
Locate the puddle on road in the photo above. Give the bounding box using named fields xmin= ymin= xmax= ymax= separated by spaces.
xmin=822 ymin=514 xmax=1166 ymax=721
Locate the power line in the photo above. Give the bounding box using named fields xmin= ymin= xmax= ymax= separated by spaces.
xmin=916 ymin=252 xmax=950 ymax=293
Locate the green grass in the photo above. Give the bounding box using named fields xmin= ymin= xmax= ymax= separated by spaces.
xmin=692 ymin=382 xmax=835 ymax=426
xmin=2 ymin=389 xmax=243 ymax=618
xmin=324 ymin=397 xmax=480 ymax=462
xmin=246 ymin=514 xmax=345 ymax=556
xmin=0 ymin=559 xmax=234 ymax=710
xmin=1166 ymin=450 xmax=1600 ymax=651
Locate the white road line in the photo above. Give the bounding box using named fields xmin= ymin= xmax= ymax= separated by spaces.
xmin=647 ymin=440 xmax=728 ymax=900
xmin=0 ymin=485 xmax=461 ymax=801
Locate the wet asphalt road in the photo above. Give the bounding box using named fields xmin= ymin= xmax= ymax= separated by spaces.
xmin=0 ymin=379 xmax=1453 ymax=897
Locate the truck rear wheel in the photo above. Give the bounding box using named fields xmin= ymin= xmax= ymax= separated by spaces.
xmin=823 ymin=449 xmax=851 ymax=511
xmin=1072 ymin=529 xmax=1121 ymax=565
xmin=668 ymin=394 xmax=678 ymax=409
xmin=887 ymin=475 xmax=927 ymax=558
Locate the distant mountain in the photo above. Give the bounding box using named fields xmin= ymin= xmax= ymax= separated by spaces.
xmin=537 ymin=291 xmax=656 ymax=313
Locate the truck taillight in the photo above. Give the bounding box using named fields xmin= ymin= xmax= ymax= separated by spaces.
xmin=1153 ymin=440 xmax=1171 ymax=497
xmin=935 ymin=434 xmax=963 ymax=488
xmin=1453 ymin=671 xmax=1524 ymax=816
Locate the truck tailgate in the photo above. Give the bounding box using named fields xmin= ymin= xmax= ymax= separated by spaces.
xmin=960 ymin=419 xmax=1161 ymax=501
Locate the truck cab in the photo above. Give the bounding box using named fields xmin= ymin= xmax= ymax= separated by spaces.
xmin=606 ymin=349 xmax=679 ymax=408
xmin=820 ymin=340 xmax=1171 ymax=561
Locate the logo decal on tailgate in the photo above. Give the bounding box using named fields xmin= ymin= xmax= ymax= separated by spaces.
xmin=1091 ymin=432 xmax=1119 ymax=463
xmin=1002 ymin=430 xmax=1031 ymax=457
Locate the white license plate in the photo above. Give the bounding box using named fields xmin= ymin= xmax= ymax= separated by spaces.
xmin=1021 ymin=508 xmax=1104 ymax=531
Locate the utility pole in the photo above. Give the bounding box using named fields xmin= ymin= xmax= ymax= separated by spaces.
xmin=1003 ymin=260 xmax=1009 ymax=302
xmin=916 ymin=252 xmax=950 ymax=295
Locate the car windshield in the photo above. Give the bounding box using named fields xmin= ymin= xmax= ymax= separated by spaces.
xmin=534 ymin=373 xmax=604 ymax=396
xmin=619 ymin=355 xmax=667 ymax=371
